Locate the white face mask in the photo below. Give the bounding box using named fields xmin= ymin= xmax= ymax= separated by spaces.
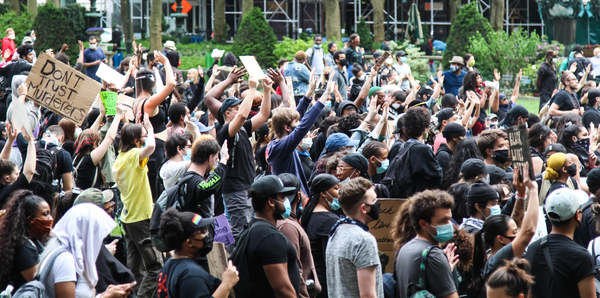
xmin=89 ymin=44 xmax=97 ymax=50
xmin=300 ymin=138 xmax=313 ymax=151
xmin=8 ymin=34 xmax=15 ymax=40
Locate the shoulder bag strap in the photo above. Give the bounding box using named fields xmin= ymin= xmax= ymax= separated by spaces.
xmin=38 ymin=247 xmax=67 ymax=281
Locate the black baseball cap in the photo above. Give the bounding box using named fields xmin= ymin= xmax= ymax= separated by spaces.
xmin=311 ymin=174 xmax=339 ymax=195
xmin=543 ymin=143 xmax=567 ymax=157
xmin=278 ymin=173 xmax=301 ymax=202
xmin=218 ymin=97 xmax=242 ymax=123
xmin=460 ymin=158 xmax=487 ymax=180
xmin=442 ymin=123 xmax=466 ymax=139
xmin=250 ymin=175 xmax=296 ymax=198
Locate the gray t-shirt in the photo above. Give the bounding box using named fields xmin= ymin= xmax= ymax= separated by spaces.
xmin=395 ymin=238 xmax=456 ymax=298
xmin=326 ymin=223 xmax=384 ymax=298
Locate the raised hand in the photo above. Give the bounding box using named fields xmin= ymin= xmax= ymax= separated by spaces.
xmin=227 ymin=66 xmax=247 ymax=83
xmin=494 ymin=68 xmax=501 ymax=81
xmin=267 ymin=68 xmax=284 ymax=84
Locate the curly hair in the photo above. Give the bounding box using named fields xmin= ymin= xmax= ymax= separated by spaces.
xmin=403 ymin=107 xmax=431 ymax=139
xmin=0 ymin=190 xmax=47 ymax=287
xmin=391 ymin=198 xmax=415 ymax=252
xmin=462 ymin=70 xmax=481 ymax=93
xmin=476 ymin=129 xmax=507 ymax=159
xmin=409 ymin=190 xmax=454 ymax=233
xmin=338 ymin=113 xmax=362 ymax=136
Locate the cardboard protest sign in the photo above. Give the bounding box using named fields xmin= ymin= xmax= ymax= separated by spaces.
xmin=207 ymin=242 xmax=229 ymax=279
xmin=26 ymin=53 xmax=101 ymax=126
xmin=117 ymin=94 xmax=135 ymax=122
xmin=239 ymin=56 xmax=266 ymax=80
xmin=367 ymin=198 xmax=406 ymax=273
xmin=507 ymin=125 xmax=535 ymax=180
xmin=96 ymin=63 xmax=126 ymax=88
xmin=100 ymin=91 xmax=118 ymax=116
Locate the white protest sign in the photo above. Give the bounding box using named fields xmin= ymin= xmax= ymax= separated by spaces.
xmin=10 ymin=102 xmax=32 ymax=138
xmin=239 ymin=56 xmax=266 ymax=79
xmin=96 ymin=62 xmax=126 ymax=88
xmin=25 ymin=53 xmax=101 ymax=126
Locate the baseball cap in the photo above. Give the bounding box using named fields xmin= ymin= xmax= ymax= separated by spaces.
xmin=218 ymin=98 xmax=242 ymax=123
xmin=311 ymin=174 xmax=339 ymax=195
xmin=368 ymin=86 xmax=383 ymax=98
xmin=278 ymin=173 xmax=301 ymax=202
xmin=22 ymin=36 xmax=32 ymax=44
xmin=324 ymin=133 xmax=359 ymax=153
xmin=442 ymin=123 xmax=466 ymax=139
xmin=250 ymin=175 xmax=296 ymax=198
xmin=341 ymin=153 xmax=369 ymax=178
xmin=437 ymin=108 xmax=456 ymax=123
xmin=545 ymin=188 xmax=580 ymax=223
xmin=467 ymin=181 xmax=499 ymax=205
xmin=486 ymin=165 xmax=513 ymax=185
xmin=543 ymin=143 xmax=567 ymax=157
xmin=460 ymin=158 xmax=487 ymax=180
xmin=396 ymin=50 xmax=407 ymax=57
xmin=487 ymin=113 xmax=499 ymax=121
xmin=73 ymin=188 xmax=114 ymax=207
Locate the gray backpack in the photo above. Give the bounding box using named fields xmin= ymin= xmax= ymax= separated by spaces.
xmin=12 ymin=247 xmax=67 ymax=298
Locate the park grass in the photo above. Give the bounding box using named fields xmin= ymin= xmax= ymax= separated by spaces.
xmin=516 ymin=96 xmax=540 ymax=114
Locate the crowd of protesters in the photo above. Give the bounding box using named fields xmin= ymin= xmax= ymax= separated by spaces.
xmin=1 ymin=27 xmax=600 ymax=298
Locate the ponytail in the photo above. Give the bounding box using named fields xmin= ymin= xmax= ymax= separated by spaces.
xmin=486 ymin=258 xmax=534 ymax=297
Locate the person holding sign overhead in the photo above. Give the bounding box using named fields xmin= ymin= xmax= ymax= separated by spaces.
xmin=133 ymin=50 xmax=176 ymax=199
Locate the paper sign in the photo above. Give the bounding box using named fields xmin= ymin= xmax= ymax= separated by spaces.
xmin=25 ymin=53 xmax=101 ymax=126
xmin=239 ymin=56 xmax=266 ymax=79
xmin=117 ymin=94 xmax=135 ymax=122
xmin=213 ymin=214 xmax=235 ymax=246
xmin=100 ymin=91 xmax=118 ymax=116
xmin=96 ymin=63 xmax=126 ymax=88
xmin=367 ymin=198 xmax=406 ymax=273
xmin=10 ymin=102 xmax=32 ymax=138
xmin=507 ymin=125 xmax=535 ymax=180
xmin=207 ymin=242 xmax=229 ymax=279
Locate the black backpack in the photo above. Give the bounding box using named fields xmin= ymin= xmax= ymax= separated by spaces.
xmin=381 ymin=141 xmax=416 ymax=198
xmin=149 ymin=174 xmax=195 ymax=252
xmin=33 ymin=144 xmax=60 ymax=186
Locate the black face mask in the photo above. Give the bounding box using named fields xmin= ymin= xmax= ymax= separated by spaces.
xmin=366 ymin=201 xmax=381 ymax=220
xmin=492 ymin=149 xmax=509 ymax=164
xmin=566 ymin=163 xmax=578 ymax=177
xmin=339 ymin=59 xmax=347 ymax=66
xmin=198 ymin=234 xmax=214 ymax=256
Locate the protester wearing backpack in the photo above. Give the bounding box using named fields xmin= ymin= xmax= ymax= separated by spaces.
xmin=31 ymin=125 xmax=74 ymax=192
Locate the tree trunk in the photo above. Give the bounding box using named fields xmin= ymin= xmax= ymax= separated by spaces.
xmin=9 ymin=0 xmax=20 ymax=12
xmin=52 ymin=0 xmax=60 ymax=8
xmin=121 ymin=0 xmax=134 ymax=53
xmin=371 ymin=0 xmax=384 ymax=44
xmin=324 ymin=0 xmax=340 ymax=41
xmin=490 ymin=0 xmax=504 ymax=31
xmin=149 ymin=0 xmax=162 ymax=51
xmin=449 ymin=0 xmax=460 ymax=22
xmin=242 ymin=0 xmax=253 ymax=16
xmin=214 ymin=0 xmax=226 ymax=42
xmin=27 ymin=0 xmax=36 ymax=17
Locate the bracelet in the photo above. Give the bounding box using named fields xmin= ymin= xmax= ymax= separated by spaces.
xmin=516 ymin=193 xmax=526 ymax=201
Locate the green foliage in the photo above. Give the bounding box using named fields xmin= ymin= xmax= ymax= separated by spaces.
xmin=468 ymin=28 xmax=540 ymax=81
xmin=356 ymin=18 xmax=374 ymax=51
xmin=62 ymin=4 xmax=87 ymax=41
xmin=33 ymin=3 xmax=79 ymax=63
xmin=232 ymin=7 xmax=278 ymax=67
xmin=273 ymin=37 xmax=313 ymax=61
xmin=0 ymin=9 xmax=33 ymax=44
xmin=443 ymin=2 xmax=492 ymax=68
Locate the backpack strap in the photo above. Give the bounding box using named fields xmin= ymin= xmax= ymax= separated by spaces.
xmin=540 ymin=236 xmax=554 ymax=276
xmin=175 ymin=173 xmax=196 ymax=210
xmin=417 ymin=246 xmax=434 ymax=289
xmin=37 ymin=246 xmax=68 ymax=282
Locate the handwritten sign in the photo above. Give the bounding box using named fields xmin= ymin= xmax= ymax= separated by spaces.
xmin=213 ymin=214 xmax=235 ymax=246
xmin=100 ymin=91 xmax=118 ymax=116
xmin=26 ymin=53 xmax=101 ymax=126
xmin=368 ymin=198 xmax=406 ymax=273
xmin=96 ymin=63 xmax=126 ymax=88
xmin=117 ymin=94 xmax=135 ymax=122
xmin=239 ymin=56 xmax=266 ymax=80
xmin=507 ymin=125 xmax=535 ymax=179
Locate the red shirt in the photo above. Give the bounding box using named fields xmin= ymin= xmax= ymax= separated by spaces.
xmin=1 ymin=37 xmax=15 ymax=62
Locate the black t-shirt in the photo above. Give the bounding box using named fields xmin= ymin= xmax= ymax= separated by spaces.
xmin=525 ymin=234 xmax=594 ymax=298
xmin=10 ymin=237 xmax=43 ymax=289
xmin=182 ymin=164 xmax=226 ymax=218
xmin=216 ymin=120 xmax=255 ymax=193
xmin=62 ymin=141 xmax=75 ymax=158
xmin=236 ymin=218 xmax=301 ymax=298
xmin=0 ymin=174 xmax=30 ymax=207
xmin=306 ymin=211 xmax=340 ymax=298
xmin=74 ymin=154 xmax=102 ymax=189
xmin=553 ymin=90 xmax=579 ymax=111
xmin=157 ymin=258 xmax=221 ymax=298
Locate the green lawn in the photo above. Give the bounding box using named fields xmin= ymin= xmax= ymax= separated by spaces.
xmin=516 ymin=96 xmax=540 ymax=114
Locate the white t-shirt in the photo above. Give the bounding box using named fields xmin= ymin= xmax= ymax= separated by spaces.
xmin=160 ymin=160 xmax=189 ymax=189
xmin=43 ymin=252 xmax=95 ymax=298
xmin=392 ymin=63 xmax=411 ymax=90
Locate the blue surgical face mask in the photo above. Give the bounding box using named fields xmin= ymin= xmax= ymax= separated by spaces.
xmin=184 ymin=148 xmax=191 ymax=161
xmin=324 ymin=101 xmax=332 ymax=108
xmin=281 ymin=198 xmax=292 ymax=219
xmin=327 ymin=193 xmax=341 ymax=211
xmin=400 ymin=56 xmax=407 ymax=63
xmin=376 ymin=158 xmax=389 ymax=174
xmin=488 ymin=205 xmax=501 ymax=217
xmin=450 ymin=65 xmax=459 ymax=72
xmin=431 ymin=223 xmax=454 ymax=243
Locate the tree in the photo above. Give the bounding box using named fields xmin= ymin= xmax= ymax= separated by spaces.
xmin=149 ymin=0 xmax=161 ymax=50
xmin=232 ymin=7 xmax=277 ymax=67
xmin=357 ymin=18 xmax=374 ymax=51
xmin=213 ymin=0 xmax=226 ymax=42
xmin=449 ymin=0 xmax=460 ymax=21
xmin=27 ymin=0 xmax=36 ymax=17
xmin=324 ymin=0 xmax=340 ymax=41
xmin=443 ymin=2 xmax=492 ymax=68
xmin=489 ymin=0 xmax=504 ymax=31
xmin=33 ymin=4 xmax=78 ymax=62
xmin=371 ymin=0 xmax=384 ymax=44
xmin=121 ymin=0 xmax=133 ymax=53
xmin=242 ymin=0 xmax=253 ymax=16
